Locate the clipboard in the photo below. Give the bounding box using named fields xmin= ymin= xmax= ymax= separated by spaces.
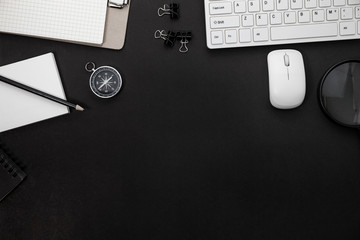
xmin=80 ymin=1 xmax=131 ymax=50
xmin=95 ymin=1 xmax=131 ymax=50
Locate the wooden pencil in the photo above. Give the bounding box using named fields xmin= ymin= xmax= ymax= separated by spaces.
xmin=0 ymin=75 xmax=84 ymax=111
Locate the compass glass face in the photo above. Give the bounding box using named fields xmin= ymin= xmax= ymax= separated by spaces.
xmin=90 ymin=66 xmax=122 ymax=98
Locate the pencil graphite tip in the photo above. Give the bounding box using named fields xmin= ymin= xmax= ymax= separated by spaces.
xmin=76 ymin=105 xmax=85 ymax=111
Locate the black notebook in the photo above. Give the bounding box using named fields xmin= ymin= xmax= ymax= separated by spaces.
xmin=0 ymin=147 xmax=26 ymax=202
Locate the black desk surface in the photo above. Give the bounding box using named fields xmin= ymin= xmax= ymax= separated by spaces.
xmin=1 ymin=1 xmax=360 ymax=239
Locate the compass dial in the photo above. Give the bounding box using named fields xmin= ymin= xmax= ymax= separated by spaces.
xmin=89 ymin=66 xmax=122 ymax=98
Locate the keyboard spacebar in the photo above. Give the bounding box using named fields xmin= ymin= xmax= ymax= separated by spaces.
xmin=271 ymin=23 xmax=338 ymax=40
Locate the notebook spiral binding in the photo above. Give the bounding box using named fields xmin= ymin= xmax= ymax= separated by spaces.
xmin=0 ymin=139 xmax=26 ymax=180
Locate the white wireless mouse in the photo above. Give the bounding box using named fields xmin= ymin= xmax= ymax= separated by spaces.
xmin=267 ymin=49 xmax=306 ymax=109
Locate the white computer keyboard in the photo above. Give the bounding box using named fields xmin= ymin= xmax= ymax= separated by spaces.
xmin=204 ymin=0 xmax=360 ymax=49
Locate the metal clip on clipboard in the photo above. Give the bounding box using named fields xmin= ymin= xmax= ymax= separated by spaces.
xmin=109 ymin=0 xmax=129 ymax=9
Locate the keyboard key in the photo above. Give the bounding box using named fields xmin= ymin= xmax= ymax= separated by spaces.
xmin=348 ymin=0 xmax=360 ymax=5
xmin=211 ymin=31 xmax=223 ymax=44
xmin=327 ymin=9 xmax=339 ymax=20
xmin=305 ymin=0 xmax=317 ymax=8
xmin=358 ymin=20 xmax=360 ymax=33
xmin=277 ymin=0 xmax=289 ymax=10
xmin=249 ymin=0 xmax=261 ymax=12
xmin=340 ymin=21 xmax=355 ymax=35
xmin=256 ymin=13 xmax=269 ymax=25
xmin=319 ymin=0 xmax=331 ymax=7
xmin=253 ymin=28 xmax=269 ymax=41
xmin=262 ymin=0 xmax=275 ymax=11
xmin=270 ymin=12 xmax=282 ymax=24
xmin=209 ymin=2 xmax=232 ymax=15
xmin=356 ymin=7 xmax=360 ymax=18
xmin=242 ymin=14 xmax=254 ymax=26
xmin=334 ymin=0 xmax=346 ymax=6
xmin=299 ymin=10 xmax=311 ymax=22
xmin=225 ymin=29 xmax=238 ymax=43
xmin=291 ymin=0 xmax=303 ymax=9
xmin=239 ymin=28 xmax=252 ymax=42
xmin=210 ymin=16 xmax=240 ymax=28
xmin=284 ymin=11 xmax=296 ymax=23
xmin=313 ymin=9 xmax=325 ymax=21
xmin=341 ymin=7 xmax=353 ymax=19
xmin=234 ymin=1 xmax=246 ymax=13
xmin=271 ymin=23 xmax=338 ymax=40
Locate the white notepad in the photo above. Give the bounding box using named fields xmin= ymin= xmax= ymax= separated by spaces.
xmin=0 ymin=0 xmax=108 ymax=44
xmin=0 ymin=53 xmax=69 ymax=133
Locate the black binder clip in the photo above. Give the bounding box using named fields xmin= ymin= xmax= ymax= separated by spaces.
xmin=154 ymin=30 xmax=177 ymax=47
xmin=157 ymin=3 xmax=179 ymax=19
xmin=177 ymin=31 xmax=192 ymax=53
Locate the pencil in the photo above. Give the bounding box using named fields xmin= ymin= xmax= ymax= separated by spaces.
xmin=0 ymin=75 xmax=84 ymax=111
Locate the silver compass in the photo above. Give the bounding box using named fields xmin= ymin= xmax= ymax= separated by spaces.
xmin=85 ymin=62 xmax=122 ymax=98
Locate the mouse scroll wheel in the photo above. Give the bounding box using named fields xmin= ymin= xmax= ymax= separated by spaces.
xmin=284 ymin=54 xmax=290 ymax=67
